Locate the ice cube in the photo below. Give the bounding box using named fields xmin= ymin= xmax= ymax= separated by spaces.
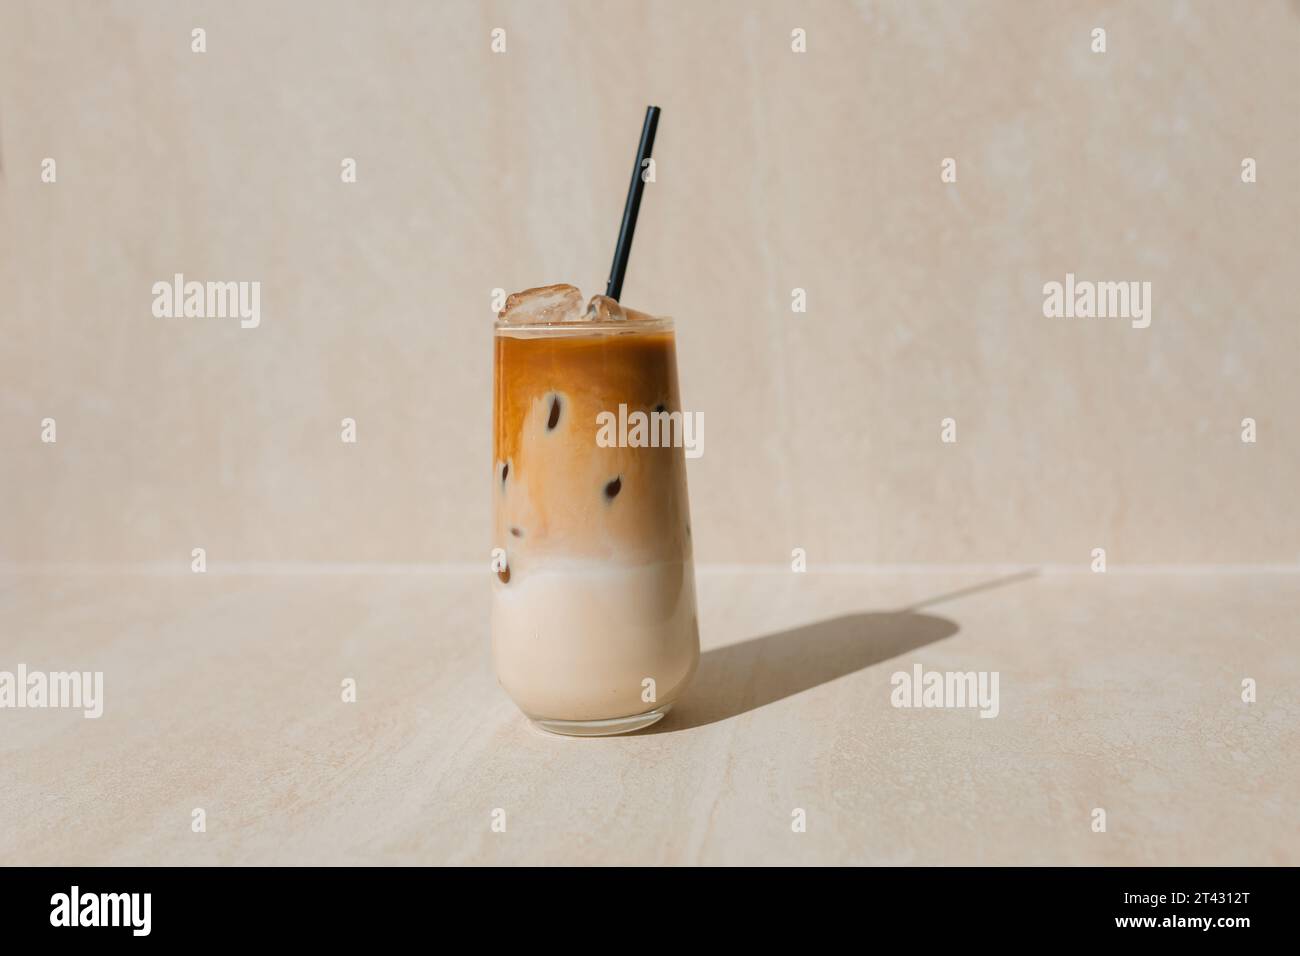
xmin=585 ymin=294 xmax=626 ymax=322
xmin=586 ymin=295 xmax=658 ymax=322
xmin=498 ymin=284 xmax=585 ymax=323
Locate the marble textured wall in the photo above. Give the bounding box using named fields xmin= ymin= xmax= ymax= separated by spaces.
xmin=3 ymin=1 xmax=1297 ymax=566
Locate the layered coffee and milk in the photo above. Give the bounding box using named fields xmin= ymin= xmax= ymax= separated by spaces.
xmin=491 ymin=284 xmax=699 ymax=733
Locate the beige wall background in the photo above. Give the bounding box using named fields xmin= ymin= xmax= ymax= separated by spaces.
xmin=2 ymin=0 xmax=1298 ymax=567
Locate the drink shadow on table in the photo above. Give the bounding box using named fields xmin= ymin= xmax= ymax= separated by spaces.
xmin=648 ymin=570 xmax=1038 ymax=733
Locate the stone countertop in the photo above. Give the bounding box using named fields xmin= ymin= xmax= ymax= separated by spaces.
xmin=2 ymin=567 xmax=1296 ymax=865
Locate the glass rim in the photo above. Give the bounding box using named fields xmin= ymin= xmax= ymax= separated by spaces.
xmin=493 ymin=316 xmax=675 ymax=336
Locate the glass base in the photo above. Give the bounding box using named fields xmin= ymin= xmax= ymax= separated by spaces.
xmin=530 ymin=704 xmax=672 ymax=737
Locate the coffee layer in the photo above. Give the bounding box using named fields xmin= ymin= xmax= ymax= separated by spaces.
xmin=493 ymin=328 xmax=692 ymax=573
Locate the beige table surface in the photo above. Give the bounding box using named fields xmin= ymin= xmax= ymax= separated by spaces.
xmin=2 ymin=567 xmax=1296 ymax=866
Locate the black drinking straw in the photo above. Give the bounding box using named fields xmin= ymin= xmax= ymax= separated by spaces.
xmin=605 ymin=105 xmax=660 ymax=302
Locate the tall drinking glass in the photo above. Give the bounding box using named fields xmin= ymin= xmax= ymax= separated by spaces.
xmin=491 ymin=292 xmax=699 ymax=735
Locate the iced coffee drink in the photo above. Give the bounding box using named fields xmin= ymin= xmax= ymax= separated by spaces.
xmin=492 ymin=284 xmax=699 ymax=735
